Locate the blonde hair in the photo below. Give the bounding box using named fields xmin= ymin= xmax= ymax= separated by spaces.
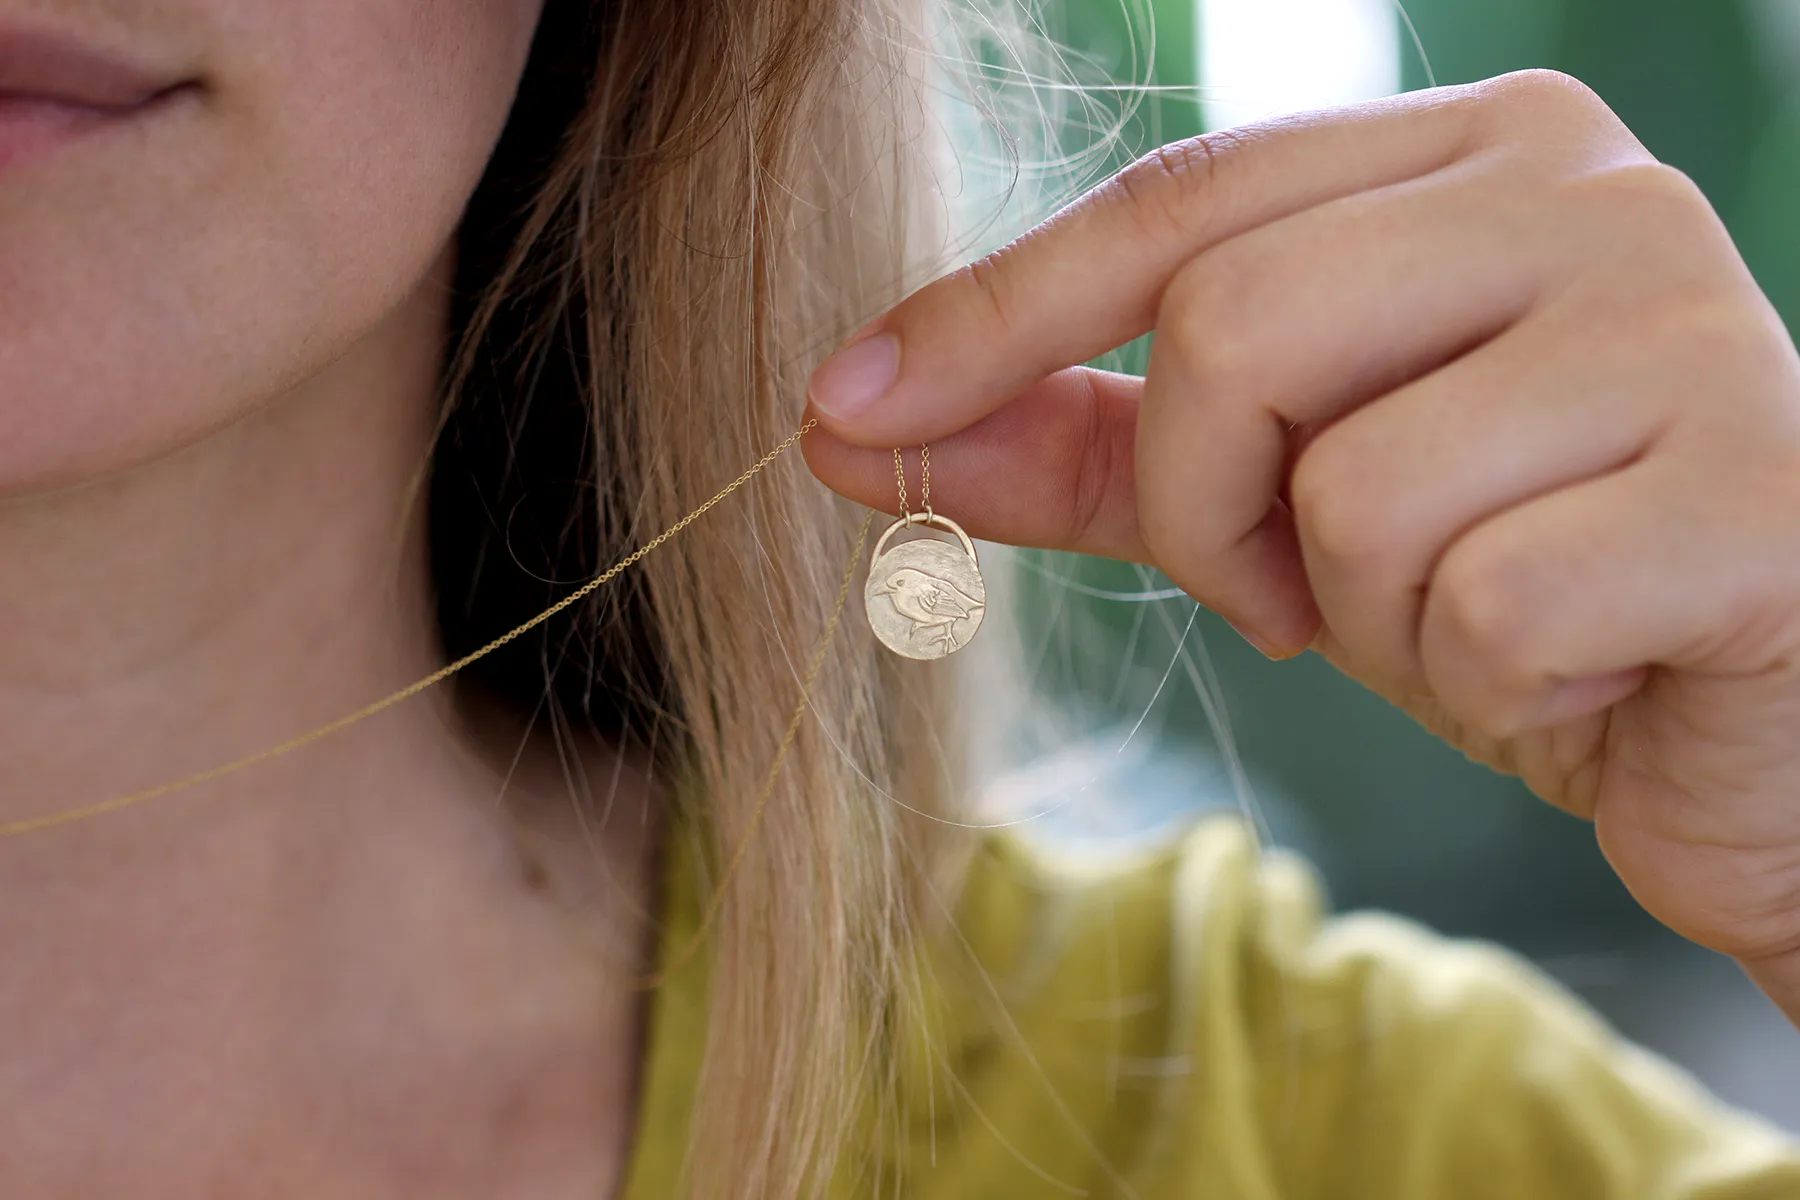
xmin=435 ymin=1 xmax=949 ymax=1194
xmin=433 ymin=0 xmax=1129 ymax=1193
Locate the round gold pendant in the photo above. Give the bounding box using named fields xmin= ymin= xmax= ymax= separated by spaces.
xmin=865 ymin=513 xmax=986 ymax=659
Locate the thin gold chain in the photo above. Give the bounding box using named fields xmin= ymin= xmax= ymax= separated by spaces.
xmin=0 ymin=419 xmax=824 ymax=841
xmin=892 ymin=444 xmax=931 ymax=523
xmin=920 ymin=443 xmax=931 ymax=516
xmin=638 ymin=506 xmax=873 ymax=988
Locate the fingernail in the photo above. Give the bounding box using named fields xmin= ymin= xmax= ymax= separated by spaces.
xmin=1225 ymin=617 xmax=1293 ymax=661
xmin=810 ymin=332 xmax=900 ymax=421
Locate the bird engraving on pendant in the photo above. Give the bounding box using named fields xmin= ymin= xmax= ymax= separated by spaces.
xmin=870 ymin=566 xmax=985 ymax=654
xmin=865 ymin=511 xmax=986 ymax=660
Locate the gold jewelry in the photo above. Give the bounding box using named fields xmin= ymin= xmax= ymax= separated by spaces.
xmin=864 ymin=445 xmax=985 ymax=659
xmin=0 ymin=420 xmax=829 ymax=840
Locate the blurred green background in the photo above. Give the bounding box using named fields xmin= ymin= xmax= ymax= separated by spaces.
xmin=1009 ymin=0 xmax=1800 ymax=1127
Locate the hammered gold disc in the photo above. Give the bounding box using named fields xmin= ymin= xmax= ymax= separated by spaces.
xmin=865 ymin=514 xmax=986 ymax=660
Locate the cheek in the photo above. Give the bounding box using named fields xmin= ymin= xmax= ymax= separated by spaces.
xmin=0 ymin=0 xmax=543 ymax=492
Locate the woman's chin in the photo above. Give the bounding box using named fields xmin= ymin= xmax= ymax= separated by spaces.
xmin=0 ymin=369 xmax=245 ymax=499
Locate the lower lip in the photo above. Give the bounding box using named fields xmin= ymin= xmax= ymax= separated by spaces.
xmin=0 ymin=91 xmax=166 ymax=174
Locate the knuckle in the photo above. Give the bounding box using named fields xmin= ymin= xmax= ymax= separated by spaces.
xmin=1481 ymin=68 xmax=1607 ymax=120
xmin=1598 ymin=288 xmax=1786 ymax=404
xmin=1462 ymin=69 xmax=1631 ymax=156
xmin=1156 ymin=256 xmax=1257 ymax=392
xmin=1065 ymin=377 xmax=1131 ymax=549
xmin=1288 ymin=444 xmax=1368 ymax=564
xmin=1289 ymin=440 xmax=1392 ymax=571
xmin=1103 ymin=130 xmax=1250 ymax=243
xmin=961 ymin=246 xmax=1021 ymax=333
xmin=1663 ymin=293 xmax=1782 ymax=371
xmin=1428 ymin=540 xmax=1547 ymax=685
xmin=1571 ymin=160 xmax=1714 ymax=231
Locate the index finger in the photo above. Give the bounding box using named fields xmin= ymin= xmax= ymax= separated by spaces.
xmin=806 ymin=87 xmax=1482 ymax=447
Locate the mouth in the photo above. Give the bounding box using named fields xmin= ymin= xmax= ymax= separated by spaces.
xmin=0 ymin=25 xmax=198 ymax=173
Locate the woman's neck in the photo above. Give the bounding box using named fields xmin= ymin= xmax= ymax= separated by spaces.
xmin=0 ymin=258 xmax=652 ymax=1193
xmin=0 ymin=254 xmax=450 ymax=817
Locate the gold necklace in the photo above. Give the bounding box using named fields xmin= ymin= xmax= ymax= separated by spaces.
xmin=864 ymin=444 xmax=986 ymax=659
xmin=0 ymin=419 xmax=843 ymax=841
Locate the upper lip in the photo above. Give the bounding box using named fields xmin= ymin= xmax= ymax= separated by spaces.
xmin=0 ymin=27 xmax=186 ymax=110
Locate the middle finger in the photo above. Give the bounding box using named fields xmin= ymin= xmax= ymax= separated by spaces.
xmin=1137 ymin=155 xmax=1644 ymax=655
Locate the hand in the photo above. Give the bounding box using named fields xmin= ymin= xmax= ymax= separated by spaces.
xmin=802 ymin=71 xmax=1800 ymax=1024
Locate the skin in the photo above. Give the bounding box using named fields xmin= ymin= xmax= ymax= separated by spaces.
xmin=806 ymin=70 xmax=1800 ymax=1029
xmin=9 ymin=13 xmax=1790 ymax=1192
xmin=0 ymin=2 xmax=648 ymax=1195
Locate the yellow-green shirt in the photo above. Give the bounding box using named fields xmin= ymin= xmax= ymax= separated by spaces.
xmin=621 ymin=817 xmax=1800 ymax=1197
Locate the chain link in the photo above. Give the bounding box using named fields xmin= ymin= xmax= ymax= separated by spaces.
xmin=892 ymin=444 xmax=932 ymax=525
xmin=893 ymin=446 xmax=910 ymax=524
xmin=920 ymin=443 xmax=931 ymax=518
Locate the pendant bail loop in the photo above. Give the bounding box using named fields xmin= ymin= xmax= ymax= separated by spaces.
xmin=867 ymin=449 xmax=985 ymax=660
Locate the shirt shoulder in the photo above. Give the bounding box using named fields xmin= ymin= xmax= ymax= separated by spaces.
xmin=887 ymin=816 xmax=1800 ymax=1199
